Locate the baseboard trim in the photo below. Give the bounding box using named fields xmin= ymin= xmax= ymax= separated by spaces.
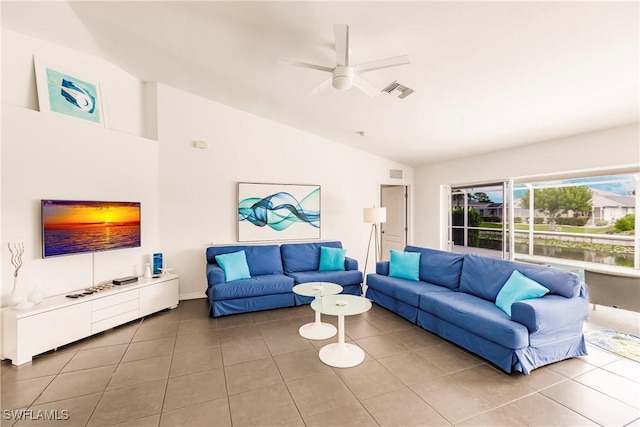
xmin=179 ymin=292 xmax=206 ymax=301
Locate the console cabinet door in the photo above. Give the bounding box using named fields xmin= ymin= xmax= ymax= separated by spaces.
xmin=139 ymin=279 xmax=179 ymax=317
xmin=20 ymin=304 xmax=92 ymax=360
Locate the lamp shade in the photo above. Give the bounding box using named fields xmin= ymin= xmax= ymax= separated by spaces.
xmin=363 ymin=207 xmax=387 ymax=224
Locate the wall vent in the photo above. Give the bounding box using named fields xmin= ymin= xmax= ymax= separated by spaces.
xmin=382 ymin=81 xmax=414 ymax=99
xmin=390 ymin=169 xmax=403 ymax=179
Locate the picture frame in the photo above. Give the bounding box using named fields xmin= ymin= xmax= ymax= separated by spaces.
xmin=237 ymin=182 xmax=321 ymax=242
xmin=34 ymin=56 xmax=106 ymax=126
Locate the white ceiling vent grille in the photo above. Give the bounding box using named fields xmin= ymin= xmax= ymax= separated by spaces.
xmin=382 ymin=81 xmax=414 ymax=99
xmin=390 ymin=169 xmax=403 ymax=179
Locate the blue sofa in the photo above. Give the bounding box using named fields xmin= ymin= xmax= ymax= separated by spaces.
xmin=206 ymin=241 xmax=363 ymax=317
xmin=365 ymin=246 xmax=589 ymax=375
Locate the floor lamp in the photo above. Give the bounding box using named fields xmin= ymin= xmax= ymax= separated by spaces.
xmin=363 ymin=207 xmax=387 ymax=284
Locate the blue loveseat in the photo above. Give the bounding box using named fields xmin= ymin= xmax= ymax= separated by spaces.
xmin=206 ymin=241 xmax=363 ymax=317
xmin=365 ymin=246 xmax=589 ymax=375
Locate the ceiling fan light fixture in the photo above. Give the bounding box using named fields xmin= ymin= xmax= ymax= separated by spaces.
xmin=281 ymin=25 xmax=411 ymax=97
xmin=332 ymin=66 xmax=353 ymax=90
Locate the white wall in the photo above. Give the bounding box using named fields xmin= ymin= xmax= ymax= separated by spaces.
xmin=155 ymin=84 xmax=413 ymax=299
xmin=1 ymin=106 xmax=160 ymax=303
xmin=1 ymin=29 xmax=414 ymax=303
xmin=1 ymin=29 xmax=147 ymax=138
xmin=1 ymin=30 xmax=160 ymax=304
xmin=414 ymin=124 xmax=640 ymax=249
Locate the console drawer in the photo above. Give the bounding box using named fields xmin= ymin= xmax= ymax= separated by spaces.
xmin=92 ymin=298 xmax=139 ymax=322
xmin=92 ymin=289 xmax=138 ymax=311
xmin=92 ymin=309 xmax=140 ymax=334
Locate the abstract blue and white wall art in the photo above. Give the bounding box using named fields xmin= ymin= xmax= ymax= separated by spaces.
xmin=34 ymin=57 xmax=105 ymax=126
xmin=238 ymin=183 xmax=321 ymax=242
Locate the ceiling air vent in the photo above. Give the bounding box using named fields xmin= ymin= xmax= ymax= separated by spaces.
xmin=390 ymin=169 xmax=403 ymax=179
xmin=382 ymin=81 xmax=414 ymax=99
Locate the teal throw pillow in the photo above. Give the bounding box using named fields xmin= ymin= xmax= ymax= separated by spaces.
xmin=319 ymin=246 xmax=346 ymax=271
xmin=389 ymin=249 xmax=420 ymax=281
xmin=495 ymin=270 xmax=549 ymax=317
xmin=215 ymin=250 xmax=251 ymax=282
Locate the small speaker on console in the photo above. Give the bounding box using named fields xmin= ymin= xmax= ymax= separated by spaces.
xmin=113 ymin=276 xmax=138 ymax=286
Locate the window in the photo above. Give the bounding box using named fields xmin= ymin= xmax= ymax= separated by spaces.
xmin=446 ymin=171 xmax=639 ymax=271
xmin=513 ymin=173 xmax=638 ymax=270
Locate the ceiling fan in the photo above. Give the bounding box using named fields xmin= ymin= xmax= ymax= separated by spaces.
xmin=280 ymin=24 xmax=410 ymax=96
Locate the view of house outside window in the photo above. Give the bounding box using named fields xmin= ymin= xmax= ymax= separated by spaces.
xmin=449 ymin=173 xmax=639 ymax=270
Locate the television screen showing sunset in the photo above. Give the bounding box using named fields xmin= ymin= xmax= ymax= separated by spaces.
xmin=42 ymin=200 xmax=141 ymax=257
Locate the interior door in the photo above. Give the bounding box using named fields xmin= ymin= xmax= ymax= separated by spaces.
xmin=380 ymin=185 xmax=407 ymax=261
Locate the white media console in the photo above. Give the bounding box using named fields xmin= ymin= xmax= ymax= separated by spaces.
xmin=1 ymin=274 xmax=179 ymax=365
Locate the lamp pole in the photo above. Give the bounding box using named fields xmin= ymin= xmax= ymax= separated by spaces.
xmin=363 ymin=207 xmax=387 ymax=282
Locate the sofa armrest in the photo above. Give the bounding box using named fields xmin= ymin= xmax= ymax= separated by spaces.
xmin=345 ymin=257 xmax=359 ymax=271
xmin=206 ymin=265 xmax=226 ymax=286
xmin=376 ymin=261 xmax=390 ymax=276
xmin=511 ymin=295 xmax=589 ymax=333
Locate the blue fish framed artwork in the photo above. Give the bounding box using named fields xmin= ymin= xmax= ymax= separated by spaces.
xmin=34 ymin=57 xmax=105 ymax=126
xmin=238 ymin=183 xmax=321 ymax=242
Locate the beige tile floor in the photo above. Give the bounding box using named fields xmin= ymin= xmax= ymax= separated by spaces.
xmin=1 ymin=299 xmax=639 ymax=427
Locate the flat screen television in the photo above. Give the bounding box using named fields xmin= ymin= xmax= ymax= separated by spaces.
xmin=42 ymin=200 xmax=141 ymax=258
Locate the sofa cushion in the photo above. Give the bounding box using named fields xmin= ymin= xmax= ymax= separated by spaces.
xmin=281 ymin=241 xmax=343 ymax=273
xmin=210 ymin=274 xmax=295 ymax=300
xmin=345 ymin=257 xmax=359 ymax=271
xmin=367 ymin=274 xmax=452 ymax=307
xmin=319 ymin=246 xmax=347 ymax=271
xmin=459 ymin=253 xmax=582 ymax=301
xmin=206 ymin=245 xmax=284 ymax=276
xmin=419 ymin=291 xmax=530 ymax=349
xmin=389 ymin=250 xmax=420 ymax=281
xmin=287 ymin=270 xmax=362 ymax=287
xmin=405 ymin=246 xmax=464 ymax=290
xmin=215 ymin=250 xmax=251 ymax=282
xmin=495 ymin=270 xmax=549 ymax=316
xmin=376 ymin=261 xmax=390 ymax=276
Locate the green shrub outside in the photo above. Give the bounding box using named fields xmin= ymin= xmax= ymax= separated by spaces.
xmin=482 ymin=216 xmax=502 ymax=223
xmin=615 ymin=214 xmax=635 ymax=232
xmin=556 ymin=217 xmax=589 ymax=226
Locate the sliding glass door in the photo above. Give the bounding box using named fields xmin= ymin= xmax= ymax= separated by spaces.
xmin=448 ymin=181 xmax=511 ymax=259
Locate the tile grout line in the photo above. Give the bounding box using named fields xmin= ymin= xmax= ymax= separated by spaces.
xmin=155 ymin=314 xmax=181 ymax=427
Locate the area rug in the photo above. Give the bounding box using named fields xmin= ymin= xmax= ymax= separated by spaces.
xmin=584 ymin=329 xmax=640 ymax=363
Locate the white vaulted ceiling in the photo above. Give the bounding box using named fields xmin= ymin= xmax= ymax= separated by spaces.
xmin=2 ymin=1 xmax=638 ymax=166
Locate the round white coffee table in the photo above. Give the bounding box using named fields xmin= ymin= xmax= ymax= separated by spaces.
xmin=292 ymin=282 xmax=343 ymax=340
xmin=311 ymin=294 xmax=372 ymax=368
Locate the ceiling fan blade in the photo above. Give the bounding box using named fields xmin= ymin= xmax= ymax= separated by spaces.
xmin=334 ymin=24 xmax=349 ymax=66
xmin=353 ymin=75 xmax=380 ymax=97
xmin=352 ymin=55 xmax=411 ymax=73
xmin=278 ymin=58 xmax=333 ymax=73
xmin=309 ymin=77 xmax=333 ymax=95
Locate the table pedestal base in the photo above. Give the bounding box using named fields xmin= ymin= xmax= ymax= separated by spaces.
xmin=318 ymin=342 xmax=365 ymax=368
xmin=299 ymin=322 xmax=337 ymax=340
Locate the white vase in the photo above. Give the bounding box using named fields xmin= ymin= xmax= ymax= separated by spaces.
xmin=28 ymin=284 xmax=44 ymax=305
xmin=8 ymin=276 xmax=32 ymax=309
xmin=144 ymin=263 xmax=152 ymax=279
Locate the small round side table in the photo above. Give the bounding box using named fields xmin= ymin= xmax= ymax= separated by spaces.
xmin=292 ymin=282 xmax=343 ymax=340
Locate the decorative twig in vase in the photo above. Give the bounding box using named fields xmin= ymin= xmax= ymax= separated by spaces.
xmin=7 ymin=242 xmax=31 ymax=309
xmin=9 ymin=242 xmax=25 ymax=278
